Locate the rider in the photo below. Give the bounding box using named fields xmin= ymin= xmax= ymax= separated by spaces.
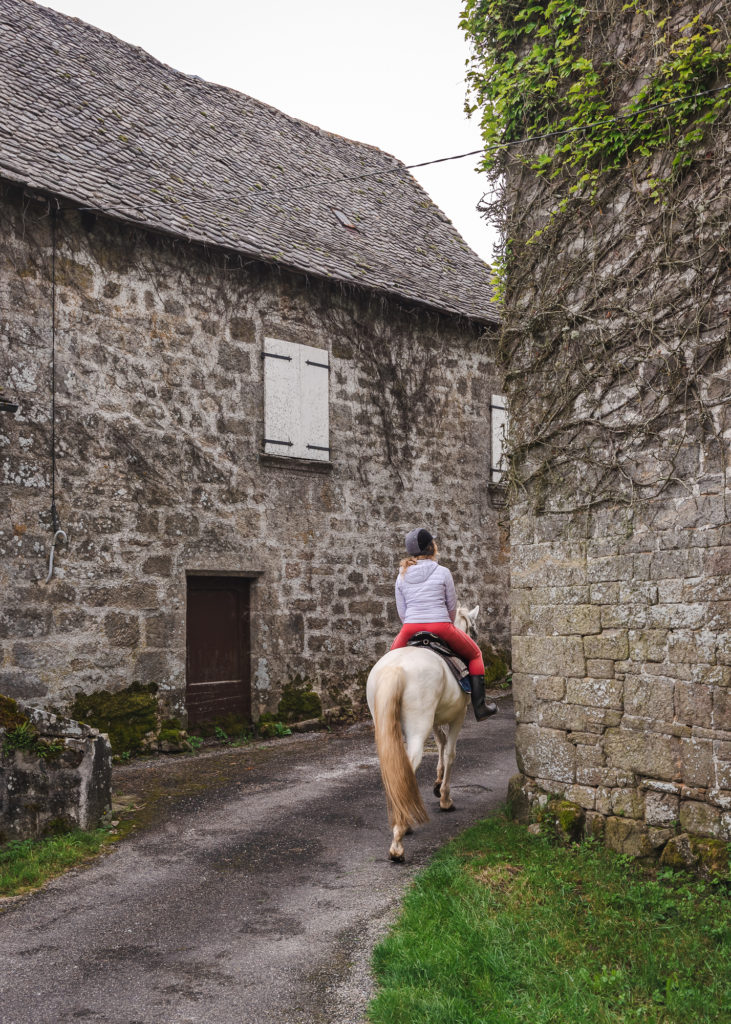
xmin=390 ymin=528 xmax=497 ymax=721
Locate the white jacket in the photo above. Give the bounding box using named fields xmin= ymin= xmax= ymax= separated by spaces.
xmin=395 ymin=560 xmax=457 ymax=624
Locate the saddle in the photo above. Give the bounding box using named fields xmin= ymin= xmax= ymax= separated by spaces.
xmin=405 ymin=631 xmax=472 ymax=693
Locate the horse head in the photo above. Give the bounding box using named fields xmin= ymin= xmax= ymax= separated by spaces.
xmin=455 ymin=603 xmax=479 ymax=640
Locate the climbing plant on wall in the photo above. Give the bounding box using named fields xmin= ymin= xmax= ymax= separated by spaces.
xmin=461 ymin=0 xmax=730 ymax=512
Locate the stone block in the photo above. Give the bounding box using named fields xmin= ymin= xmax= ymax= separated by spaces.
xmin=512 ymin=635 xmax=585 ymax=677
xmin=647 ymin=604 xmax=707 ymax=629
xmin=604 ymin=728 xmax=678 ymax=781
xmin=535 ymin=676 xmax=566 ymax=700
xmin=565 ymin=785 xmax=596 ymax=810
xmin=678 ymin=801 xmax=722 ymax=838
xmin=660 ymin=835 xmax=729 ymax=879
xmin=565 ymin=677 xmax=623 ymax=709
xmin=515 ymin=724 xmax=576 ymax=784
xmin=610 ymin=786 xmax=644 ymax=819
xmin=589 ymin=582 xmax=620 ymax=604
xmin=0 ymin=702 xmax=111 ymax=841
xmin=650 ymin=549 xmax=703 ymax=579
xmin=624 ymin=674 xmax=674 ymax=720
xmin=506 ymin=773 xmax=532 ymax=824
xmin=538 ymin=701 xmax=588 ymax=732
xmin=679 ymin=737 xmax=714 ymax=788
xmin=546 ymin=799 xmax=585 ymax=843
xmin=103 ymin=611 xmax=140 ymax=648
xmin=647 ymin=827 xmax=675 ymax=849
xmin=674 ymin=681 xmax=712 ymax=728
xmin=714 ymin=688 xmax=731 ymax=731
xmin=600 ymin=604 xmax=648 ymax=629
xmin=584 ymin=630 xmax=629 ymax=661
xmin=604 ymin=817 xmax=655 ymax=858
xmin=142 ymin=554 xmax=173 ymax=576
xmin=583 ymin=811 xmax=606 ymax=841
xmin=585 ymin=659 xmax=614 ymax=678
xmin=587 ymin=555 xmax=634 ymax=583
xmin=551 ymin=605 xmax=601 ymax=635
xmin=644 ymin=790 xmax=679 ymax=827
xmin=629 ymin=629 xmax=668 ymax=663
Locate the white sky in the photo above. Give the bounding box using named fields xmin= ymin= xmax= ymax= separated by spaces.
xmin=39 ymin=0 xmax=498 ymax=263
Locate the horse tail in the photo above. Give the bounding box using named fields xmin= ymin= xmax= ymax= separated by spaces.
xmin=373 ymin=664 xmax=429 ymax=830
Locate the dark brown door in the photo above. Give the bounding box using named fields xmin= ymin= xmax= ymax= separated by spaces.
xmin=186 ymin=576 xmax=251 ymax=727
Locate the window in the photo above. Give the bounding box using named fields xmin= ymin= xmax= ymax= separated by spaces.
xmin=490 ymin=393 xmax=507 ymax=483
xmin=262 ymin=337 xmax=330 ymax=462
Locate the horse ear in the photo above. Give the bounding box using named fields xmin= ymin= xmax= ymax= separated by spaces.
xmin=469 ymin=605 xmax=479 ymax=620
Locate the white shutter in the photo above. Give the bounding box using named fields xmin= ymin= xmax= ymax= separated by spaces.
xmin=299 ymin=342 xmax=329 ymax=461
xmin=263 ymin=337 xmax=300 ymax=456
xmin=491 ymin=394 xmax=507 ymax=482
xmin=263 ymin=338 xmax=330 ymax=461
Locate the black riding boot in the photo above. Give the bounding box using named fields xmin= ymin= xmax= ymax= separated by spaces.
xmin=469 ymin=675 xmax=497 ymax=721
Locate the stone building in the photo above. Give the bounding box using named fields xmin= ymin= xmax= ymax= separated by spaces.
xmin=491 ymin=3 xmax=731 ymax=857
xmin=0 ymin=0 xmax=507 ymax=734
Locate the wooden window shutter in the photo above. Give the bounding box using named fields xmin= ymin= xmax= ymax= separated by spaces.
xmin=263 ymin=338 xmax=330 ymax=461
xmin=490 ymin=393 xmax=507 ymax=482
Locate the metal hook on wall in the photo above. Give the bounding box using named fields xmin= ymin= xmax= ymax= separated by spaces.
xmin=45 ymin=529 xmax=67 ymax=584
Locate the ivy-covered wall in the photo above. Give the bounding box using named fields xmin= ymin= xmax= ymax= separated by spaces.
xmin=464 ymin=1 xmax=730 ymax=857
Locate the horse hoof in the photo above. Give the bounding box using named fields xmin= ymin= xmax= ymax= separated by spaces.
xmin=389 ymin=852 xmax=406 ymax=863
xmin=433 ymin=782 xmax=442 ymax=797
xmin=440 ymin=804 xmax=456 ymax=813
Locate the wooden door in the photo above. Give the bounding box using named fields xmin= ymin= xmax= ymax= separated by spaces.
xmin=186 ymin=576 xmax=251 ymax=727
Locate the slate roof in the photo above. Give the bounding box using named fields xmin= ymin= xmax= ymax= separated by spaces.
xmin=0 ymin=0 xmax=499 ymax=323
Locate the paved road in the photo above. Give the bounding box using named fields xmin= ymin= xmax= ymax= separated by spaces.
xmin=1 ymin=698 xmax=516 ymax=1024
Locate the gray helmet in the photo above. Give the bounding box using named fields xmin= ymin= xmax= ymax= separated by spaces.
xmin=405 ymin=528 xmax=434 ymax=556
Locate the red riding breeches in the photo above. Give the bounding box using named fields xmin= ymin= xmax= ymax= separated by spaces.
xmin=390 ymin=622 xmax=484 ymax=676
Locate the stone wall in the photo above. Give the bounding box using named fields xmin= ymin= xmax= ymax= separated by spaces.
xmin=498 ymin=4 xmax=730 ymax=856
xmin=0 ymin=184 xmax=509 ymax=723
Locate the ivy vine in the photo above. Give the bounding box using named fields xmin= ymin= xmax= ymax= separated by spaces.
xmin=462 ymin=0 xmax=730 ymax=202
xmin=461 ymin=1 xmax=730 ymax=513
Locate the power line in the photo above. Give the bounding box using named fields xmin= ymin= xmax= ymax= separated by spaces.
xmin=275 ymin=83 xmax=730 ymax=195
xmin=406 ymin=82 xmax=730 ymax=170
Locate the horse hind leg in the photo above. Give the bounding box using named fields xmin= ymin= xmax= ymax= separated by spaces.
xmin=438 ymin=718 xmax=464 ymax=812
xmin=389 ymin=823 xmax=407 ymax=862
xmin=388 ymin=727 xmax=430 ymax=862
xmin=433 ymin=725 xmax=447 ymax=797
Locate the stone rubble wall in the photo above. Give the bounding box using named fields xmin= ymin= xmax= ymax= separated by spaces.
xmin=0 ymin=700 xmax=112 ymax=841
xmin=510 ymin=492 xmax=731 ymax=854
xmin=500 ymin=2 xmax=729 ymax=860
xmin=0 ymin=185 xmax=509 ymax=723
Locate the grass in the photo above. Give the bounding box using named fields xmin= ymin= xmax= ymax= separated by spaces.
xmin=369 ymin=815 xmax=730 ymax=1024
xmin=0 ymin=828 xmax=115 ymax=899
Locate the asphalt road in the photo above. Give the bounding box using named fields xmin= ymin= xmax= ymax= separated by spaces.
xmin=1 ymin=697 xmax=516 ymax=1024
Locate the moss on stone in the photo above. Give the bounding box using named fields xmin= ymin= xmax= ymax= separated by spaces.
xmin=69 ymin=682 xmax=158 ymax=754
xmin=0 ymin=694 xmax=29 ymax=732
xmin=661 ymin=834 xmax=729 ymax=879
xmin=277 ymin=676 xmax=322 ymax=723
xmin=482 ymin=647 xmax=511 ymax=686
xmin=547 ymin=799 xmax=585 ymax=844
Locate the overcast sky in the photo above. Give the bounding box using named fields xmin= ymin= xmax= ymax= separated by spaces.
xmin=40 ymin=0 xmax=498 ymax=263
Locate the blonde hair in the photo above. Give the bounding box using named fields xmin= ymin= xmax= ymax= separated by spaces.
xmin=399 ymin=540 xmax=439 ymax=575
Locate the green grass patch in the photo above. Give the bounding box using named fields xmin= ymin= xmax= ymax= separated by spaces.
xmin=369 ymin=816 xmax=730 ymax=1024
xmin=0 ymin=828 xmax=114 ymax=898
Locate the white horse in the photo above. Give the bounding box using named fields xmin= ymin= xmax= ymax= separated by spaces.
xmin=366 ymin=604 xmax=481 ymax=862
